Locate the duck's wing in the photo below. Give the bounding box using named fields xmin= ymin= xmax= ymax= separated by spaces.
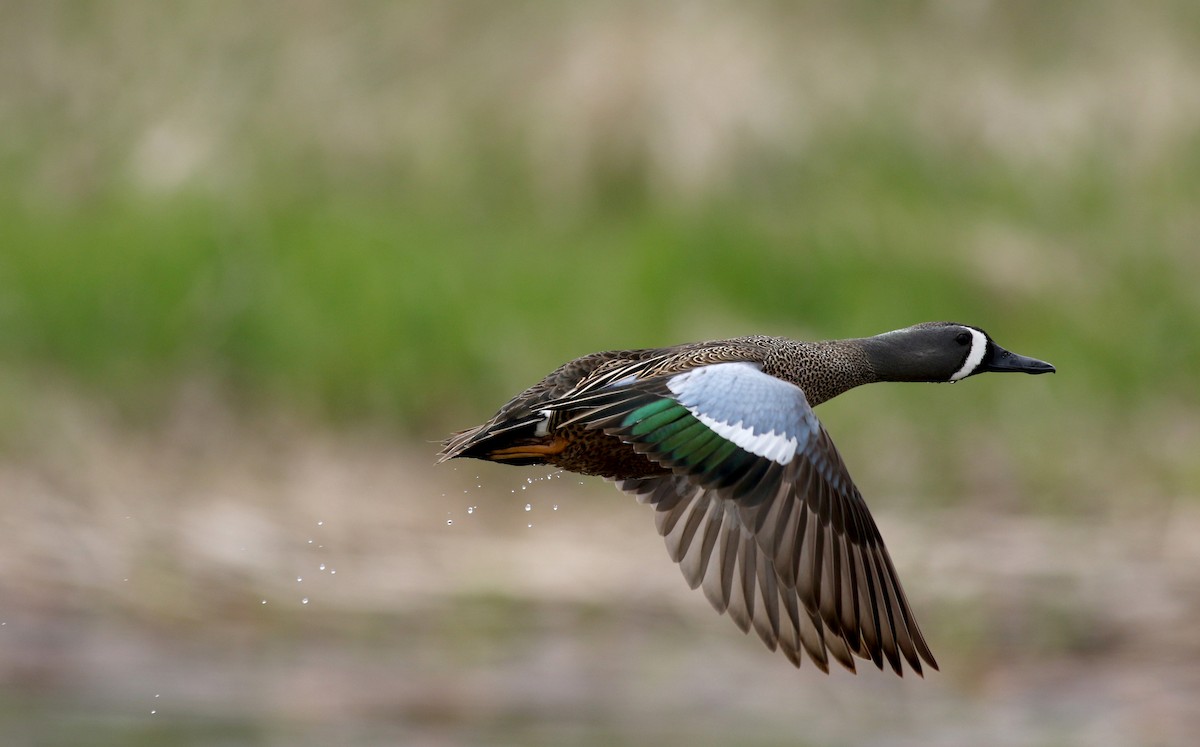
xmin=440 ymin=342 xmax=763 ymax=462
xmin=544 ymin=361 xmax=937 ymax=675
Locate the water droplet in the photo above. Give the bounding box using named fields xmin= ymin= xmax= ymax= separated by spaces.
xmin=526 ymin=477 xmax=534 ymax=484
xmin=297 ymin=577 xmax=303 ymax=583
xmin=467 ymin=506 xmax=475 ymax=514
xmin=317 ymin=521 xmax=324 ymax=526
xmin=261 ymin=599 xmax=267 ymax=605
xmin=150 ymin=709 xmax=157 ymax=715
xmin=330 ymin=569 xmax=336 ymax=575
xmin=553 ymin=504 xmax=559 ymax=511
xmin=527 ymin=523 xmax=533 ymax=528
xmin=155 ymin=694 xmax=160 ymax=698
xmin=307 ymin=539 xmax=314 ymax=544
xmin=446 ymin=519 xmax=453 ymax=526
xmin=319 ymin=563 xmax=326 ymax=571
xmin=301 ymin=597 xmax=309 ymax=604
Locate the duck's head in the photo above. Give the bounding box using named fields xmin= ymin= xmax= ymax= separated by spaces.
xmin=862 ymin=321 xmax=1055 ymax=383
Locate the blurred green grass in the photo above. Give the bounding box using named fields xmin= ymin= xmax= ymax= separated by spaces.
xmin=1 ymin=1 xmax=1199 ymax=501
xmin=6 ymin=124 xmax=1196 ymax=415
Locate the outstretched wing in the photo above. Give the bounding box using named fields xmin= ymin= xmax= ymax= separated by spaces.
xmin=545 ymin=361 xmax=937 ymax=675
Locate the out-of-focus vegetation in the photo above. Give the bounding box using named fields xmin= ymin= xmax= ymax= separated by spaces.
xmin=4 ymin=2 xmax=1198 ymax=419
xmin=3 ymin=2 xmax=1200 ymax=745
xmin=4 ymin=2 xmax=1200 ymax=511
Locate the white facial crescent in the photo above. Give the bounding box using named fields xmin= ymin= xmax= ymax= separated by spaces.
xmin=950 ymin=328 xmax=988 ymax=381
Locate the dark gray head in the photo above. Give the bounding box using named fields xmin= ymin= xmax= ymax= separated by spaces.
xmin=860 ymin=321 xmax=1055 ymax=383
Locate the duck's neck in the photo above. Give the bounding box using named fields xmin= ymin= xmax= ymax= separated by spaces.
xmin=761 ymin=339 xmax=880 ymax=407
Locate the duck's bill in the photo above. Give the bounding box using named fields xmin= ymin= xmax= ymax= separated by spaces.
xmin=986 ymin=345 xmax=1056 ymax=374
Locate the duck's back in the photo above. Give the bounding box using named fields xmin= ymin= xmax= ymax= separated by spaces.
xmin=440 ymin=336 xmax=787 ymax=477
xmin=502 ymin=335 xmax=784 ymax=418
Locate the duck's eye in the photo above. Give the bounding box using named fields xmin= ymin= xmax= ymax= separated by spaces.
xmin=955 ymin=331 xmax=972 ymax=345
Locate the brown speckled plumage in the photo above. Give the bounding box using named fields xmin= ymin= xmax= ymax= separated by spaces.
xmin=439 ymin=323 xmax=1054 ymax=675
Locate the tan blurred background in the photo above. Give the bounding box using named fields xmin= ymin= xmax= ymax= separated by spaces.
xmin=2 ymin=2 xmax=1199 ymax=745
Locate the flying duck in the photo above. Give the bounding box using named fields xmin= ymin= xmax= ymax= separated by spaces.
xmin=439 ymin=322 xmax=1054 ymax=675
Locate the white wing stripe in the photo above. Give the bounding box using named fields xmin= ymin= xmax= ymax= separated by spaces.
xmin=695 ymin=413 xmax=798 ymax=465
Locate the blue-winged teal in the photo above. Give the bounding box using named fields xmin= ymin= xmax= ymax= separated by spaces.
xmin=439 ymin=322 xmax=1054 ymax=676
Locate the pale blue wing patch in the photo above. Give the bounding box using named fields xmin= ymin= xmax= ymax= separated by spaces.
xmin=665 ymin=362 xmax=819 ymax=467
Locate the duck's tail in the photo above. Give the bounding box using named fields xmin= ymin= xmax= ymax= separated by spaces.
xmin=438 ymin=411 xmax=561 ymax=466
